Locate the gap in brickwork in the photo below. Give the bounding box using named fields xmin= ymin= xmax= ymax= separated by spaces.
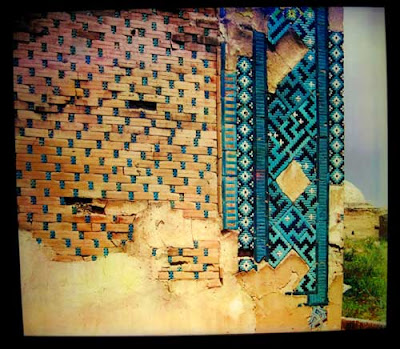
xmin=124 ymin=101 xmax=157 ymax=110
xmin=63 ymin=197 xmax=92 ymax=205
xmin=62 ymin=197 xmax=105 ymax=214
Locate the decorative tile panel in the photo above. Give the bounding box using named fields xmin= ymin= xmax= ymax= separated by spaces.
xmin=328 ymin=31 xmax=344 ymax=185
xmin=232 ymin=7 xmax=335 ymax=306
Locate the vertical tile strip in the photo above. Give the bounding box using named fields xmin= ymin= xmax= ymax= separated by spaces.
xmin=253 ymin=31 xmax=268 ymax=263
xmin=328 ymin=31 xmax=345 ymax=185
xmin=308 ymin=7 xmax=329 ymax=306
xmin=221 ymin=43 xmax=239 ymax=229
xmin=236 ymin=56 xmax=256 ymax=268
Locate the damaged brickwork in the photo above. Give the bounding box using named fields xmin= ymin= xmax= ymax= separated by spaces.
xmin=14 ymin=8 xmax=221 ymax=264
xmin=14 ymin=6 xmax=344 ymax=335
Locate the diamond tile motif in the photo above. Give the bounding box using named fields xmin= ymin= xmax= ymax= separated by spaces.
xmin=238 ymin=257 xmax=258 ymax=272
xmin=236 ymin=56 xmax=255 ymax=259
xmin=265 ymin=7 xmax=319 ymax=296
xmin=328 ymin=30 xmax=344 ymax=185
xmin=232 ymin=8 xmax=337 ymax=306
xmin=276 ymin=160 xmax=311 ymax=202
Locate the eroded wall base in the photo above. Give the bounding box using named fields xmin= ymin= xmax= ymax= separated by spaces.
xmin=20 ymin=192 xmax=343 ymax=335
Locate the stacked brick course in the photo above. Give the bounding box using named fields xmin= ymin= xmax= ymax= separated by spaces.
xmin=14 ymin=8 xmax=221 ymax=262
xmin=157 ymin=240 xmax=221 ymax=282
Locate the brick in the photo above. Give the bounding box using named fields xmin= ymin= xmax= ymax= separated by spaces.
xmin=14 ymin=7 xmax=220 ymax=260
xmin=161 ymin=264 xmax=219 ymax=272
xmin=51 ymin=255 xmax=85 ymax=262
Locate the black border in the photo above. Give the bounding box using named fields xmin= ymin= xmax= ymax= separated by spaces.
xmin=6 ymin=0 xmax=395 ymax=344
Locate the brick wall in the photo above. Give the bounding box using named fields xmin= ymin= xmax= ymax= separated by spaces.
xmin=14 ymin=8 xmax=221 ymax=262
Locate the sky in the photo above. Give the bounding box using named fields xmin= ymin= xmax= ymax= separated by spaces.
xmin=343 ymin=7 xmax=388 ymax=208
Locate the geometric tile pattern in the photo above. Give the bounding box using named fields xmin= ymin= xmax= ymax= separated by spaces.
xmin=328 ymin=31 xmax=345 ymax=185
xmin=235 ymin=9 xmax=331 ymax=296
xmin=268 ymin=7 xmax=316 ymax=49
xmin=308 ymin=306 xmax=327 ymax=329
xmin=234 ymin=9 xmax=334 ymax=301
xmin=236 ymin=56 xmax=256 ymax=256
xmin=268 ymin=205 xmax=316 ymax=269
xmin=266 ymin=7 xmax=318 ymax=295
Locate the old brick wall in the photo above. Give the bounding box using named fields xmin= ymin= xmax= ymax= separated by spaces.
xmin=14 ymin=8 xmax=222 ymax=279
xmin=14 ymin=6 xmax=345 ymax=335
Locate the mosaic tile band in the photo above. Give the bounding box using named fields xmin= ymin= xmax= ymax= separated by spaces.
xmin=328 ymin=31 xmax=345 ymax=185
xmin=233 ymin=7 xmax=335 ymax=306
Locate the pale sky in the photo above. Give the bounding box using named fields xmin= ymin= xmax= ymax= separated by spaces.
xmin=343 ymin=7 xmax=388 ymax=208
